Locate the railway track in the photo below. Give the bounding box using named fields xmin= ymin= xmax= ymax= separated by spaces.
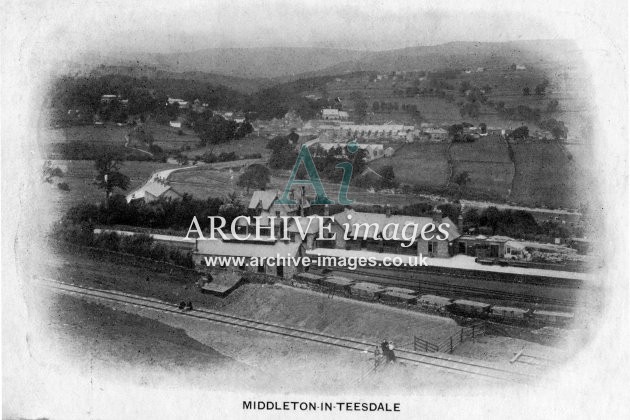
xmin=38 ymin=277 xmax=533 ymax=383
xmin=311 ymin=266 xmax=577 ymax=307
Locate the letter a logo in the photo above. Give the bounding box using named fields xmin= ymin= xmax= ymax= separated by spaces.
xmin=276 ymin=146 xmax=334 ymax=205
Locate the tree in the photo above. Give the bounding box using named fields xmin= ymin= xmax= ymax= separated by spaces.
xmin=480 ymin=206 xmax=501 ymax=235
xmin=453 ymin=171 xmax=471 ymax=199
xmin=510 ymin=126 xmax=529 ymax=140
xmin=522 ymin=86 xmax=530 ymax=96
xmin=463 ymin=208 xmax=480 ymax=230
xmin=379 ymin=166 xmax=398 ymax=189
xmin=437 ymin=203 xmax=461 ymax=221
xmin=237 ymin=164 xmax=271 ymax=193
xmin=94 ymin=152 xmax=130 ymax=201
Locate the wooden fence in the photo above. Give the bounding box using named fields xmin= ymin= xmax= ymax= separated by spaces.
xmin=414 ymin=322 xmax=485 ymax=353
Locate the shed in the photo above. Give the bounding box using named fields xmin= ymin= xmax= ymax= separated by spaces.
xmin=200 ymin=271 xmax=244 ymax=297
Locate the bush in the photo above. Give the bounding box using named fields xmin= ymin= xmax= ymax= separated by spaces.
xmin=57 ymin=182 xmax=70 ymax=191
xmin=120 ymin=234 xmax=154 ymax=257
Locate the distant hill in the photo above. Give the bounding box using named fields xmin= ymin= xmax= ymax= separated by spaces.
xmin=292 ymin=39 xmax=583 ymax=77
xmin=69 ymin=40 xmax=584 ymax=88
xmin=149 ymin=47 xmax=368 ymax=79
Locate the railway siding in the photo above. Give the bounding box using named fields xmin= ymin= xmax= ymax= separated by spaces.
xmin=39 ymin=277 xmax=533 ymax=383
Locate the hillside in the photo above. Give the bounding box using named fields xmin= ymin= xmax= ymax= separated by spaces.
xmin=150 ymin=47 xmax=367 ymax=79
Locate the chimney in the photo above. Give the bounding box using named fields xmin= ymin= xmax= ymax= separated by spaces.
xmin=432 ymin=207 xmax=443 ymax=224
xmin=324 ymin=204 xmax=330 ymax=217
xmin=385 ymin=204 xmax=391 ymax=218
xmin=457 ymin=214 xmax=464 ymax=232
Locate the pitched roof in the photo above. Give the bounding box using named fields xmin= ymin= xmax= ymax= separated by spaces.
xmin=143 ymin=182 xmax=180 ymax=198
xmin=248 ymin=190 xmax=278 ymax=210
xmin=332 ymin=209 xmax=460 ymax=241
xmin=247 ymin=190 xmax=311 ymax=212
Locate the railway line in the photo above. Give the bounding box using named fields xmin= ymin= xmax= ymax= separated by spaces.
xmin=38 ymin=277 xmax=534 ymax=383
xmin=310 ymin=266 xmax=578 ymax=308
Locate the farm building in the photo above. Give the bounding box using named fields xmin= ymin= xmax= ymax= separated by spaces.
xmin=321 ymin=108 xmax=349 ymax=120
xmin=126 ymin=181 xmax=183 ymax=204
xmin=167 ymin=97 xmax=189 ymax=108
xmin=324 ymin=207 xmax=461 ymax=258
xmin=422 ymin=128 xmax=449 ymax=142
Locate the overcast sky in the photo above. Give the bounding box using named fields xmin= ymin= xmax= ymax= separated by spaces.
xmin=18 ymin=0 xmax=612 ymax=52
xmin=17 ymin=0 xmax=618 ymax=56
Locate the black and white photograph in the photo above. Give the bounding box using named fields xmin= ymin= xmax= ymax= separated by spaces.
xmin=2 ymin=0 xmax=628 ymax=418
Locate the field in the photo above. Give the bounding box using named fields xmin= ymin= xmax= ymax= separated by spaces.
xmin=450 ymin=135 xmax=515 ymax=199
xmin=47 ymin=159 xmax=178 ymax=211
xmin=369 ymin=143 xmax=451 ymax=186
xmin=182 ymin=134 xmax=272 ymax=159
xmin=44 ymin=121 xmax=201 ymax=154
xmin=510 ymin=142 xmax=583 ymax=209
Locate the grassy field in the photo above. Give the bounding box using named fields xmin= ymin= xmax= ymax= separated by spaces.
xmin=449 ymin=135 xmax=514 ymax=199
xmin=43 ymin=122 xmax=201 ymax=153
xmin=453 ymin=161 xmax=514 ymax=199
xmin=510 ymin=142 xmax=583 ymax=209
xmin=46 ymin=293 xmax=236 ymax=369
xmin=183 ymin=135 xmax=271 ymax=159
xmin=47 ymin=160 xmax=178 ymax=210
xmin=369 ymin=143 xmax=451 ymax=186
xmin=449 ymin=135 xmax=512 ymax=163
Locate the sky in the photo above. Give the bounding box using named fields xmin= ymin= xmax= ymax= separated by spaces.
xmin=15 ymin=0 xmax=620 ymax=56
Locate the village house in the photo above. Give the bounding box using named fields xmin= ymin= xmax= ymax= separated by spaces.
xmin=167 ymin=97 xmax=189 ymax=109
xmin=308 ymin=141 xmax=384 ymax=161
xmin=126 ymin=180 xmax=183 ymax=204
xmin=422 ymin=127 xmax=449 ymax=142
